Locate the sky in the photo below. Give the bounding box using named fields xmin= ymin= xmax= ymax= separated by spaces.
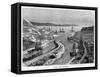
xmin=22 ymin=6 xmax=95 ymax=26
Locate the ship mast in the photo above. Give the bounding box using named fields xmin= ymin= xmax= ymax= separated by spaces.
xmin=71 ymin=26 xmax=74 ymax=32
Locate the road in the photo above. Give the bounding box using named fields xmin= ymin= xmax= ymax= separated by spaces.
xmin=67 ymin=38 xmax=87 ymax=64
xmin=78 ymin=42 xmax=87 ymax=63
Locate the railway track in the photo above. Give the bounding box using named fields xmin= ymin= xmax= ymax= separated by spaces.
xmin=23 ymin=41 xmax=65 ymax=66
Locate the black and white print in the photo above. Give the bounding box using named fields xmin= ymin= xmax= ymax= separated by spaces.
xmin=21 ymin=6 xmax=95 ymax=71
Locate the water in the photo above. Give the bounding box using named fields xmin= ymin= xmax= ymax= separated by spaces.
xmin=36 ymin=26 xmax=83 ymax=33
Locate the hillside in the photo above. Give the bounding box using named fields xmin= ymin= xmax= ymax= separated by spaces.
xmin=31 ymin=21 xmax=78 ymax=26
xmin=81 ymin=26 xmax=94 ymax=32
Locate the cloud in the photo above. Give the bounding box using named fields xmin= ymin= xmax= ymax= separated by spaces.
xmin=22 ymin=6 xmax=95 ymax=25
